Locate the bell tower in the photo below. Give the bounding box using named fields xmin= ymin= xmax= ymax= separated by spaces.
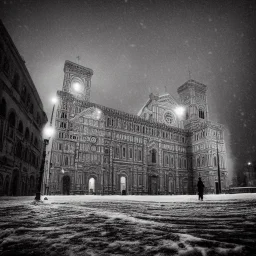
xmin=177 ymin=79 xmax=209 ymax=122
xmin=62 ymin=60 xmax=93 ymax=101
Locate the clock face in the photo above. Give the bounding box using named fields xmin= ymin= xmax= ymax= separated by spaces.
xmin=164 ymin=111 xmax=174 ymax=125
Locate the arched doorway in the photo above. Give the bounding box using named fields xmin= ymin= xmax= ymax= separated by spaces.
xmin=4 ymin=176 xmax=10 ymax=196
xmin=120 ymin=176 xmax=127 ymax=195
xmin=168 ymin=178 xmax=174 ymax=194
xmin=149 ymin=175 xmax=158 ymax=195
xmin=182 ymin=178 xmax=188 ymax=194
xmin=63 ymin=175 xmax=70 ymax=195
xmin=89 ymin=177 xmax=95 ymax=194
xmin=11 ymin=170 xmax=19 ymax=196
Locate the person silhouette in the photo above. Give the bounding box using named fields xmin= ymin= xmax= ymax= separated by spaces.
xmin=197 ymin=177 xmax=205 ymax=201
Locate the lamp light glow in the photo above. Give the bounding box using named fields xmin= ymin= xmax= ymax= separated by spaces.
xmin=43 ymin=125 xmax=55 ymax=138
xmin=51 ymin=97 xmax=58 ymax=104
xmin=248 ymin=162 xmax=252 ymax=166
xmin=73 ymin=82 xmax=82 ymax=92
xmin=174 ymin=106 xmax=185 ymax=118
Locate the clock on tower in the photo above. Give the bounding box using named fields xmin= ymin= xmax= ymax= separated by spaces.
xmin=62 ymin=60 xmax=93 ymax=101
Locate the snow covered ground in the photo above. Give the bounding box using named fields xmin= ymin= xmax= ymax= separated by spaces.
xmin=0 ymin=193 xmax=256 ymax=256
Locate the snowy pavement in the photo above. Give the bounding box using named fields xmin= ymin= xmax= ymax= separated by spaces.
xmin=0 ymin=194 xmax=256 ymax=256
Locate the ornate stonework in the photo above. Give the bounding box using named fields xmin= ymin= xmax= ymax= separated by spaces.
xmin=46 ymin=62 xmax=228 ymax=196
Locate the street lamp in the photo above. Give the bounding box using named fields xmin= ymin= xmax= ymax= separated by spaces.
xmin=216 ymin=132 xmax=221 ymax=194
xmin=35 ymin=123 xmax=55 ymax=200
xmin=35 ymin=138 xmax=49 ymax=201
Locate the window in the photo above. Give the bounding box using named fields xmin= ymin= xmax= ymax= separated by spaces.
xmin=64 ymin=156 xmax=69 ymax=166
xmin=138 ymin=175 xmax=143 ymax=185
xmin=21 ymin=85 xmax=27 ymax=102
xmin=129 ymin=148 xmax=133 ymax=159
xmin=18 ymin=121 xmax=23 ymax=134
xmin=138 ymin=149 xmax=142 ymax=161
xmin=213 ymin=156 xmax=217 ymax=167
xmin=0 ymin=98 xmax=7 ymax=117
xmin=60 ymin=122 xmax=66 ymax=128
xmin=165 ymin=155 xmax=169 ymax=166
xmin=199 ymin=108 xmax=205 ymax=119
xmin=24 ymin=128 xmax=30 ymax=141
xmin=122 ymin=146 xmax=126 ymax=158
xmin=13 ymin=73 xmax=20 ymax=91
xmin=151 ymin=149 xmax=156 ymax=163
xmin=115 ymin=146 xmax=120 ymax=158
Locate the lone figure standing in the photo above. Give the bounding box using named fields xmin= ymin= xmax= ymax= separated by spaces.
xmin=197 ymin=177 xmax=205 ymax=201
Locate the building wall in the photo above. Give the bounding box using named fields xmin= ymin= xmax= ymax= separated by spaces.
xmin=0 ymin=20 xmax=48 ymax=196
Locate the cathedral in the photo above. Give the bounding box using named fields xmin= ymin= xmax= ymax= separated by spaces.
xmin=44 ymin=60 xmax=228 ymax=195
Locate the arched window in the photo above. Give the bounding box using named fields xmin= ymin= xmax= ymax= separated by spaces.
xmin=122 ymin=147 xmax=126 ymax=158
xmin=165 ymin=155 xmax=169 ymax=166
xmin=15 ymin=140 xmax=22 ymax=158
xmin=179 ymin=158 xmax=182 ymax=168
xmin=197 ymin=156 xmax=200 ymax=167
xmin=18 ymin=121 xmax=23 ymax=134
xmin=13 ymin=73 xmax=20 ymax=91
xmin=107 ymin=117 xmax=110 ymax=126
xmin=213 ymin=156 xmax=217 ymax=167
xmin=8 ymin=112 xmax=16 ymax=127
xmin=151 ymin=149 xmax=156 ymax=163
xmin=21 ymin=85 xmax=27 ymax=102
xmin=0 ymin=98 xmax=7 ymax=118
xmin=64 ymin=156 xmax=69 ymax=166
xmin=199 ymin=108 xmax=205 ymax=119
xmin=25 ymin=128 xmax=30 ymax=141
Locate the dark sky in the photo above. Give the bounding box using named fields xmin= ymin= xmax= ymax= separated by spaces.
xmin=1 ymin=0 xmax=256 ymax=174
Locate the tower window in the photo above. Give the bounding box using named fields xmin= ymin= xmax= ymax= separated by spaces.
xmin=199 ymin=108 xmax=205 ymax=119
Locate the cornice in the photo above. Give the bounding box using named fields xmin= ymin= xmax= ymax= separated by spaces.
xmin=57 ymin=90 xmax=189 ymax=136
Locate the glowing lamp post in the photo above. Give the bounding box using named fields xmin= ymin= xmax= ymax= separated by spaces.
xmin=35 ymin=125 xmax=55 ymax=201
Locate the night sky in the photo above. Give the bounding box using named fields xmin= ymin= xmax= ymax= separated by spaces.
xmin=1 ymin=0 xmax=256 ymax=176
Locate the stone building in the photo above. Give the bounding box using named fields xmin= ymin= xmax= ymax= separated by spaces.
xmin=46 ymin=60 xmax=228 ymax=195
xmin=0 ymin=20 xmax=48 ymax=196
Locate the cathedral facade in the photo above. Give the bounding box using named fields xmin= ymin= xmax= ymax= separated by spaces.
xmin=45 ymin=61 xmax=228 ymax=195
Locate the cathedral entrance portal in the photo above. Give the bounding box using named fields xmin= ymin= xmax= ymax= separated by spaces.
xmin=89 ymin=178 xmax=95 ymax=194
xmin=149 ymin=176 xmax=158 ymax=195
xmin=120 ymin=176 xmax=127 ymax=195
xmin=63 ymin=176 xmax=70 ymax=195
